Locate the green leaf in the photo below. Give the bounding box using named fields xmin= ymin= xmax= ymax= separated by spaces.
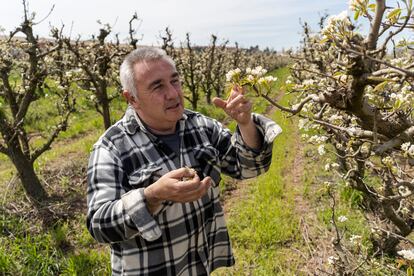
xmin=319 ymin=37 xmax=329 ymax=44
xmin=394 ymin=99 xmax=402 ymax=110
xmin=354 ymin=10 xmax=360 ymax=21
xmin=387 ymin=8 xmax=401 ymax=21
xmin=408 ymin=266 xmax=413 ymax=276
xmin=373 ymin=81 xmax=388 ymax=92
xmin=368 ymin=3 xmax=376 ymax=12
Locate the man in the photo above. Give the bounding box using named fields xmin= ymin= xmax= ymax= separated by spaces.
xmin=87 ymin=46 xmax=281 ymax=275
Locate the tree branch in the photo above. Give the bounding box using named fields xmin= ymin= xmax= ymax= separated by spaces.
xmin=374 ymin=125 xmax=414 ymax=154
xmin=364 ymin=0 xmax=386 ymax=50
xmin=0 ymin=142 xmax=7 ymax=154
xmin=311 ymin=118 xmax=389 ymax=140
xmin=379 ymin=1 xmax=413 ymax=57
xmin=0 ymin=70 xmax=19 ymax=117
xmin=30 ymin=109 xmax=72 ymax=162
xmin=346 ymin=48 xmax=414 ymax=77
xmin=261 ymin=93 xmax=323 ymax=114
xmin=373 ymin=226 xmax=414 ymax=246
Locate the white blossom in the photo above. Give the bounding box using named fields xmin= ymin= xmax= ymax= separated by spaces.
xmin=349 ymin=235 xmax=362 ymax=244
xmin=401 ymin=142 xmax=411 ymax=152
xmin=246 ymin=75 xmax=255 ymax=82
xmin=401 ymin=207 xmax=410 ymax=215
xmin=349 ymin=0 xmax=361 ymax=11
xmin=318 ymin=145 xmax=326 ymax=156
xmin=250 ymin=66 xmax=267 ymax=77
xmin=338 ymin=215 xmax=348 ymax=222
xmin=325 ymin=162 xmax=340 ymax=171
xmin=328 ymin=114 xmax=343 ymax=124
xmin=398 ymin=249 xmax=414 ymax=260
xmin=323 ymin=11 xmax=349 ymax=34
xmin=264 ymin=76 xmax=277 ymax=82
xmin=382 ymin=156 xmax=394 ymax=167
xmin=302 ymin=79 xmax=315 ymax=86
xmin=226 ymin=68 xmax=241 ymax=82
xmin=335 ymin=143 xmax=345 ymax=151
xmin=398 ymin=186 xmax=411 ymax=197
xmin=298 ymin=119 xmax=308 ymax=130
xmin=258 ymin=77 xmax=267 ymax=85
xmin=291 ymin=103 xmax=300 ymax=110
xmin=408 ymin=145 xmax=414 ymax=157
xmin=328 ymin=255 xmax=339 ymax=265
xmin=360 ymin=143 xmax=370 ymax=154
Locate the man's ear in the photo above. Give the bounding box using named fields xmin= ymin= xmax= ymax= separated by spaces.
xmin=123 ymin=91 xmax=138 ymax=107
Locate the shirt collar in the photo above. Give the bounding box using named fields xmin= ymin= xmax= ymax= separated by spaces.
xmin=123 ymin=105 xmax=188 ymax=135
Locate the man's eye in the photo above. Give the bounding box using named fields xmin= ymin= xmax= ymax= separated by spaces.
xmin=153 ymin=84 xmax=163 ymax=91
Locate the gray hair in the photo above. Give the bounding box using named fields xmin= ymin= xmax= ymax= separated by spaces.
xmin=120 ymin=47 xmax=176 ymax=97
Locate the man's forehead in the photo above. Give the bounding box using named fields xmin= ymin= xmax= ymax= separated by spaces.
xmin=134 ymin=60 xmax=176 ymax=79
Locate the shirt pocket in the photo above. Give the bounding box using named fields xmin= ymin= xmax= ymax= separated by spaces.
xmin=128 ymin=165 xmax=162 ymax=188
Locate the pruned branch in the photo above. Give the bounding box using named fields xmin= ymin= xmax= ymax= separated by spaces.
xmin=128 ymin=12 xmax=142 ymax=49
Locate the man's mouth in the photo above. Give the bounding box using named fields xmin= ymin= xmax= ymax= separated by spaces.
xmin=166 ymin=103 xmax=180 ymax=110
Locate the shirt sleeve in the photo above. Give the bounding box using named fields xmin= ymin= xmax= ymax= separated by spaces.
xmin=214 ymin=113 xmax=282 ymax=179
xmin=86 ymin=144 xmax=161 ymax=243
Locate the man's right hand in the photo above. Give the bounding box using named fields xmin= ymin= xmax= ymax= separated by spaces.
xmin=143 ymin=167 xmax=211 ymax=213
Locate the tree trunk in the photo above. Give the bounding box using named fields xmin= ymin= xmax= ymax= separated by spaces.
xmin=8 ymin=146 xmax=48 ymax=203
xmin=192 ymin=90 xmax=198 ymax=110
xmin=102 ymin=97 xmax=111 ymax=130
xmin=99 ymin=85 xmax=112 ymax=130
xmin=206 ymin=90 xmax=211 ymax=105
xmin=372 ymin=235 xmax=400 ymax=256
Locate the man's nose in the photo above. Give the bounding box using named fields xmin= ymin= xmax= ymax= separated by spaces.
xmin=165 ymin=83 xmax=180 ymax=99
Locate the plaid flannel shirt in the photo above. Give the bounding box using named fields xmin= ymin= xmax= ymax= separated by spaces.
xmin=87 ymin=106 xmax=281 ymax=275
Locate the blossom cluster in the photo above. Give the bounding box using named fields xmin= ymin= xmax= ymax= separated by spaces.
xmin=398 ymin=249 xmax=414 ymax=261
xmin=322 ymin=10 xmax=351 ymax=37
xmin=338 ymin=215 xmax=348 ymax=223
xmin=348 ymin=0 xmax=361 ymax=11
xmin=401 ymin=142 xmax=414 ymax=158
xmin=225 ymin=68 xmax=241 ymax=82
xmin=225 ymin=66 xmax=278 ymax=96
xmin=246 ymin=66 xmax=267 ymax=77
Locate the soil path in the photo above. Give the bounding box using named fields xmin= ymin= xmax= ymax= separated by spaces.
xmin=290 ymin=126 xmax=333 ymax=274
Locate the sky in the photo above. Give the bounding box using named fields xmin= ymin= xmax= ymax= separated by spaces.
xmin=0 ymin=0 xmax=350 ymax=51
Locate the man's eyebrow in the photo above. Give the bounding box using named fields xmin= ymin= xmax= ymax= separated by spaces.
xmin=148 ymin=72 xmax=179 ymax=89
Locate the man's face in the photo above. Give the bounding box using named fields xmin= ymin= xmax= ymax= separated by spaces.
xmin=130 ymin=59 xmax=184 ymax=133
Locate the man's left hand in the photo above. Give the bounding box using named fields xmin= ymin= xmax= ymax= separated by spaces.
xmin=212 ymin=86 xmax=252 ymax=126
